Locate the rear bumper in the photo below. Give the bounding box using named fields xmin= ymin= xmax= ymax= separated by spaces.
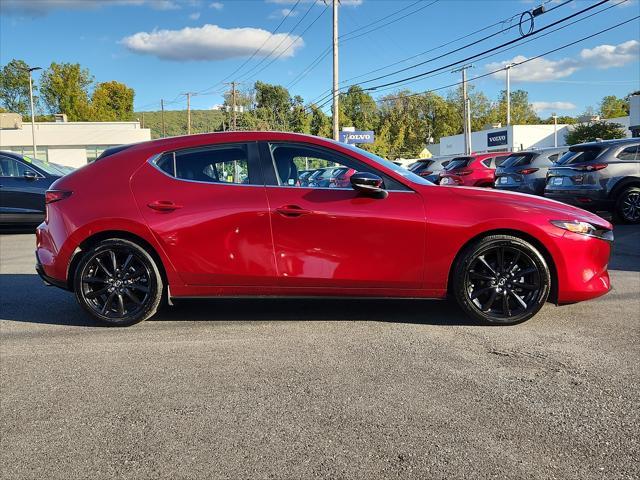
xmin=35 ymin=250 xmax=70 ymax=290
xmin=544 ymin=189 xmax=613 ymax=211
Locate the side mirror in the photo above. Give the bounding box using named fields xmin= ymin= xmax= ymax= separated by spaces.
xmin=24 ymin=170 xmax=38 ymax=181
xmin=350 ymin=172 xmax=387 ymax=197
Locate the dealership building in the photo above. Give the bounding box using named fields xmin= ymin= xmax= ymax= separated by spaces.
xmin=0 ymin=113 xmax=151 ymax=168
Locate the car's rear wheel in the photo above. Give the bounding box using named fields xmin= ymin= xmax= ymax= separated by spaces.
xmin=74 ymin=239 xmax=163 ymax=326
xmin=616 ymin=186 xmax=640 ymax=224
xmin=452 ymin=235 xmax=550 ymax=325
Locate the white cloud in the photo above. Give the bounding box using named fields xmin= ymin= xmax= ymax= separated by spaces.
xmin=485 ymin=40 xmax=639 ymax=82
xmin=530 ymin=101 xmax=577 ymax=113
xmin=269 ymin=8 xmax=298 ymax=19
xmin=209 ymin=1 xmax=223 ymax=9
xmin=189 ymin=11 xmax=200 ymax=20
xmin=122 ymin=24 xmax=304 ymax=61
xmin=0 ymin=0 xmax=181 ymax=15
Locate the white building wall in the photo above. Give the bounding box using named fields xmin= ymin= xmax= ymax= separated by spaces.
xmin=0 ymin=121 xmax=151 ymax=167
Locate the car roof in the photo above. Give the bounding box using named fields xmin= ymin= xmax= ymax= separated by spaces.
xmin=0 ymin=150 xmax=26 ymax=161
xmin=573 ymin=137 xmax=637 ymax=148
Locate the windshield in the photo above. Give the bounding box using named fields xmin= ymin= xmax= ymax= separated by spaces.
xmin=501 ymin=153 xmax=536 ymax=168
xmin=22 ymin=156 xmax=66 ymax=176
xmin=444 ymin=157 xmax=472 ymax=171
xmin=340 ymin=143 xmax=433 ymax=185
xmin=556 ymin=146 xmax=603 ymax=165
xmin=409 ymin=160 xmax=434 ymax=173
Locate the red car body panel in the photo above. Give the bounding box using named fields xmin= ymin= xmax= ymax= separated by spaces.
xmin=439 ymin=152 xmax=510 ymax=187
xmin=36 ymin=132 xmax=611 ymax=305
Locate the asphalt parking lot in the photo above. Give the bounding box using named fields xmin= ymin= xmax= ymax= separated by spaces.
xmin=1 ymin=227 xmax=639 ymax=480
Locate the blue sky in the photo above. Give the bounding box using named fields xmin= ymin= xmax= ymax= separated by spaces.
xmin=1 ymin=0 xmax=638 ymax=117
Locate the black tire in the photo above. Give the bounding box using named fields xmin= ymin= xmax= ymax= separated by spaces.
xmin=452 ymin=234 xmax=551 ymax=325
xmin=73 ymin=239 xmax=163 ymax=326
xmin=615 ymin=186 xmax=640 ymax=224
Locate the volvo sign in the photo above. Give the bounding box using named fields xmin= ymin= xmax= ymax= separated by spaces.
xmin=339 ymin=130 xmax=375 ymax=144
xmin=487 ymin=130 xmax=508 ymax=147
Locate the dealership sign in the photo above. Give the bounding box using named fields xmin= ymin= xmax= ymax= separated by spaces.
xmin=339 ymin=130 xmax=375 ymax=144
xmin=487 ymin=130 xmax=508 ymax=147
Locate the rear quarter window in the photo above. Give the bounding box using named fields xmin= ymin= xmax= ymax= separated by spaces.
xmin=616 ymin=145 xmax=639 ymax=161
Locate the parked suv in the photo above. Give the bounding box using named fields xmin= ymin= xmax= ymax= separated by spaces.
xmin=409 ymin=156 xmax=454 ymax=183
xmin=495 ymin=147 xmax=568 ymax=196
xmin=545 ymin=138 xmax=640 ymax=223
xmin=439 ymin=152 xmax=511 ymax=187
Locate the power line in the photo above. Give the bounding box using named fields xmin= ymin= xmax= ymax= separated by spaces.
xmin=305 ymin=0 xmax=577 ymax=108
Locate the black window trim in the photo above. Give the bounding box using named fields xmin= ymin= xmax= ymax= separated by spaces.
xmin=258 ymin=141 xmax=414 ymax=193
xmin=147 ymin=141 xmax=264 ymax=187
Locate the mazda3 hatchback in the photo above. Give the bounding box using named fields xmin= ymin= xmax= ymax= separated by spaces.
xmin=36 ymin=132 xmax=613 ymax=326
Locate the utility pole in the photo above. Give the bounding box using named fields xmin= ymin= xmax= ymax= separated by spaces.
xmin=224 ymin=81 xmax=239 ymax=131
xmin=160 ymin=99 xmax=166 ymax=137
xmin=453 ymin=65 xmax=473 ymax=155
xmin=182 ymin=92 xmax=194 ymax=134
xmin=23 ymin=66 xmax=42 ymax=160
xmin=332 ymin=0 xmax=339 ymax=141
xmin=505 ymin=63 xmax=513 ymax=126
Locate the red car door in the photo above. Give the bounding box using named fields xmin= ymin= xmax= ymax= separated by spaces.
xmin=131 ymin=142 xmax=276 ymax=286
xmin=260 ymin=142 xmax=426 ymax=291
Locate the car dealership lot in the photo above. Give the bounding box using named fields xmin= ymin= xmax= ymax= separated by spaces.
xmin=1 ymin=229 xmax=639 ymax=480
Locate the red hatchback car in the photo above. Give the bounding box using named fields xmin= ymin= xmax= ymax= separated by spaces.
xmin=36 ymin=132 xmax=613 ymax=326
xmin=439 ymin=152 xmax=512 ymax=187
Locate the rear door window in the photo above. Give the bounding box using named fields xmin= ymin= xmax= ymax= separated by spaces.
xmin=616 ymin=145 xmax=639 ymax=161
xmin=556 ymin=147 xmax=603 ymax=165
xmin=155 ymin=143 xmax=258 ymax=185
xmin=445 ymin=157 xmax=472 ymax=170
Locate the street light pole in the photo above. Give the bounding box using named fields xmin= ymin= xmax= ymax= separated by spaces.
xmin=505 ymin=63 xmax=513 ymax=126
xmin=26 ymin=66 xmax=42 ymax=160
xmin=552 ymin=113 xmax=558 ymax=147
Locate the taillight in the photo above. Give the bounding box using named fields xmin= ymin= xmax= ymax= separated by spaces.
xmin=419 ymin=171 xmax=433 ymax=177
xmin=517 ymin=168 xmax=539 ymax=175
xmin=575 ymin=163 xmax=607 ymax=172
xmin=457 ymin=169 xmax=473 ymax=176
xmin=45 ymin=190 xmax=72 ymax=204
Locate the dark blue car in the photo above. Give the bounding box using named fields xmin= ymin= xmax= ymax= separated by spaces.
xmin=0 ymin=151 xmax=64 ymax=226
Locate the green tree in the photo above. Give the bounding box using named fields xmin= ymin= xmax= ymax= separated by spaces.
xmin=254 ymin=81 xmax=291 ymax=130
xmin=599 ymin=95 xmax=629 ymax=119
xmin=39 ymin=62 xmax=93 ymax=120
xmin=492 ymin=89 xmax=539 ymax=125
xmin=289 ymin=95 xmax=311 ymax=134
xmin=90 ymin=80 xmax=134 ymax=121
xmin=565 ymin=121 xmax=626 ymax=145
xmin=0 ymin=59 xmax=34 ymax=116
xmin=309 ymin=104 xmax=331 ymax=138
xmin=340 ymin=85 xmax=378 ymax=131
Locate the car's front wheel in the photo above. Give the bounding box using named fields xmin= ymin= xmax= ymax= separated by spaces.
xmin=616 ymin=186 xmax=640 ymax=224
xmin=74 ymin=239 xmax=163 ymax=326
xmin=452 ymin=235 xmax=551 ymax=325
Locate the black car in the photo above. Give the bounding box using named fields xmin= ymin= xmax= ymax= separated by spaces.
xmin=544 ymin=138 xmax=640 ymax=223
xmin=0 ymin=151 xmax=64 ymax=226
xmin=495 ymin=147 xmax=568 ymax=196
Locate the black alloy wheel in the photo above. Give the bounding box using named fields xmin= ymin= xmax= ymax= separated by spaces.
xmin=453 ymin=235 xmax=550 ymax=325
xmin=617 ymin=186 xmax=640 ymax=224
xmin=74 ymin=239 xmax=163 ymax=326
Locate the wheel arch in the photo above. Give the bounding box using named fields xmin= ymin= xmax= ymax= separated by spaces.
xmin=66 ymin=230 xmax=168 ymax=291
xmin=446 ymin=228 xmax=559 ymax=304
xmin=608 ymin=176 xmax=640 ymax=200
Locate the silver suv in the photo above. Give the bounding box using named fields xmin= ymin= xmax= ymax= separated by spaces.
xmin=495 ymin=147 xmax=568 ymax=196
xmin=545 ymin=138 xmax=640 ymax=223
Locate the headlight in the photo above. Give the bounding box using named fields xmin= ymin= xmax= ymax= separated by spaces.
xmin=550 ymin=220 xmax=613 ymax=242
